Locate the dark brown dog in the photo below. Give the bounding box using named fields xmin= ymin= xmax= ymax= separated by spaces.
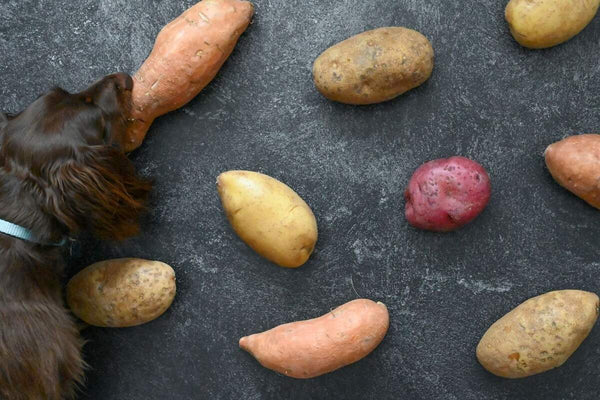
xmin=0 ymin=73 xmax=152 ymax=399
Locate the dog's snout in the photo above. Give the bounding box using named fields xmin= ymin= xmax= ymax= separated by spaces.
xmin=112 ymin=73 xmax=133 ymax=91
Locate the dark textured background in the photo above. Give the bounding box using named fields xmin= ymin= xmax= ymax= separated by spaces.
xmin=2 ymin=0 xmax=600 ymax=399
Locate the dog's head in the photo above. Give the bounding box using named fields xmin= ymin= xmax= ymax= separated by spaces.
xmin=0 ymin=73 xmax=151 ymax=240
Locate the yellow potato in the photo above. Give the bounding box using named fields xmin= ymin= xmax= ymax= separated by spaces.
xmin=477 ymin=290 xmax=599 ymax=378
xmin=217 ymin=170 xmax=318 ymax=268
xmin=312 ymin=27 xmax=434 ymax=105
xmin=67 ymin=258 xmax=176 ymax=327
xmin=505 ymin=0 xmax=600 ymax=49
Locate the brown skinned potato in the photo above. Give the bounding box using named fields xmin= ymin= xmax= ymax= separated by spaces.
xmin=477 ymin=290 xmax=599 ymax=378
xmin=545 ymin=134 xmax=600 ymax=209
xmin=67 ymin=258 xmax=176 ymax=327
xmin=123 ymin=0 xmax=254 ymax=151
xmin=313 ymin=27 xmax=434 ymax=105
xmin=239 ymin=299 xmax=389 ymax=378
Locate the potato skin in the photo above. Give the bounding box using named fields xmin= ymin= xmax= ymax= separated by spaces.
xmin=239 ymin=299 xmax=389 ymax=378
xmin=477 ymin=290 xmax=599 ymax=378
xmin=404 ymin=156 xmax=491 ymax=232
xmin=545 ymin=134 xmax=600 ymax=209
xmin=67 ymin=258 xmax=176 ymax=327
xmin=124 ymin=0 xmax=254 ymax=151
xmin=313 ymin=27 xmax=434 ymax=105
xmin=505 ymin=0 xmax=600 ymax=49
xmin=217 ymin=170 xmax=318 ymax=268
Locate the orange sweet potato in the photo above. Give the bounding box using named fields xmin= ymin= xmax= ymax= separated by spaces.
xmin=545 ymin=134 xmax=600 ymax=209
xmin=123 ymin=0 xmax=254 ymax=152
xmin=239 ymin=299 xmax=389 ymax=378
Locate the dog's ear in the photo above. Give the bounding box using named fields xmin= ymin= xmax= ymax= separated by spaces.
xmin=46 ymin=145 xmax=152 ymax=240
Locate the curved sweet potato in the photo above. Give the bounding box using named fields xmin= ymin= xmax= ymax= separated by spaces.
xmin=239 ymin=299 xmax=389 ymax=378
xmin=545 ymin=134 xmax=600 ymax=209
xmin=124 ymin=0 xmax=254 ymax=151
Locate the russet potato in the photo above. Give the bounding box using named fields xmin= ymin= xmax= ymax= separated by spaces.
xmin=313 ymin=27 xmax=434 ymax=105
xmin=477 ymin=290 xmax=599 ymax=378
xmin=67 ymin=258 xmax=176 ymax=328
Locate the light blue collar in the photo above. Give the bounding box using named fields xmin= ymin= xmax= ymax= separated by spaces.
xmin=0 ymin=218 xmax=67 ymax=247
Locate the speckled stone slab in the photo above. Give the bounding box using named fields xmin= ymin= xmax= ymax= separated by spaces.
xmin=1 ymin=1 xmax=599 ymax=399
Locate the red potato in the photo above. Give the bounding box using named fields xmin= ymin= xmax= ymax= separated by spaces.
xmin=123 ymin=0 xmax=254 ymax=152
xmin=239 ymin=299 xmax=389 ymax=378
xmin=404 ymin=156 xmax=491 ymax=231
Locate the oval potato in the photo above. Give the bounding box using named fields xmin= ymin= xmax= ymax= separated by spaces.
xmin=477 ymin=290 xmax=599 ymax=378
xmin=239 ymin=299 xmax=389 ymax=378
xmin=505 ymin=0 xmax=600 ymax=49
xmin=313 ymin=27 xmax=434 ymax=105
xmin=67 ymin=258 xmax=176 ymax=327
xmin=545 ymin=134 xmax=600 ymax=209
xmin=217 ymin=170 xmax=318 ymax=268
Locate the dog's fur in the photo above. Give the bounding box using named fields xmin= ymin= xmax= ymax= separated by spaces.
xmin=0 ymin=73 xmax=152 ymax=399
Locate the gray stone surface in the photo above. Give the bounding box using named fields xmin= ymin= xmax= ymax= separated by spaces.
xmin=2 ymin=0 xmax=600 ymax=399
